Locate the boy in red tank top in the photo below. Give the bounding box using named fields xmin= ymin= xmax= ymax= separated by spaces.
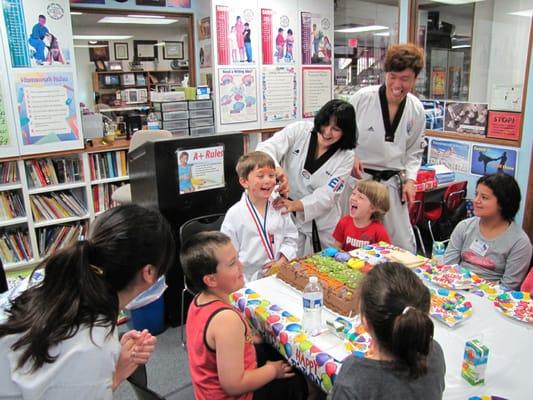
xmin=333 ymin=179 xmax=391 ymax=252
xmin=181 ymin=232 xmax=304 ymax=400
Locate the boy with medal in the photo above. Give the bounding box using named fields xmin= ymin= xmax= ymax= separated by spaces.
xmin=221 ymin=152 xmax=298 ymax=281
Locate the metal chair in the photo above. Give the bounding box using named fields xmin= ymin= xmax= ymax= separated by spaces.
xmin=179 ymin=213 xmax=225 ymax=348
xmin=127 ymin=364 xmax=166 ymax=400
xmin=408 ymin=190 xmax=427 ymax=257
xmin=112 ymin=129 xmax=173 ymax=204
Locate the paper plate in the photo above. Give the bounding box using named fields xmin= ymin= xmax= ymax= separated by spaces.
xmin=468 ymin=396 xmax=508 ymax=400
xmin=430 ymin=288 xmax=473 ymax=327
xmin=344 ymin=323 xmax=372 ymax=358
xmin=493 ymin=291 xmax=533 ymax=324
xmin=418 ymin=264 xmax=479 ymax=290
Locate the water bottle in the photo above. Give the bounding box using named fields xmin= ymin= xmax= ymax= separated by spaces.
xmin=432 ymin=241 xmax=445 ymax=266
xmin=147 ymin=112 xmax=159 ymax=130
xmin=302 ymin=276 xmax=323 ymax=336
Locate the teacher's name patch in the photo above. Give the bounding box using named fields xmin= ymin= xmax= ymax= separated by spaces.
xmin=327 ymin=176 xmax=345 ymax=193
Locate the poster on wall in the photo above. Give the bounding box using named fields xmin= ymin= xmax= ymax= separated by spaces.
xmin=2 ymin=0 xmax=73 ymax=68
xmin=421 ymin=100 xmax=444 ymax=131
xmin=430 ymin=67 xmax=446 ymax=98
xmin=216 ymin=4 xmax=257 ymax=65
xmin=470 ymin=144 xmax=517 ymax=177
xmin=300 ymin=12 xmax=332 ymax=65
xmin=14 ymin=71 xmax=79 ymax=145
xmin=218 ymin=67 xmax=257 ymax=124
xmin=490 ymin=84 xmax=522 ymax=112
xmin=487 ymin=111 xmax=521 ymax=141
xmin=262 ymin=65 xmax=296 ymax=123
xmin=176 ymin=146 xmax=225 ymax=195
xmin=444 ymin=102 xmax=488 ymax=136
xmin=302 ymin=67 xmax=331 ymax=118
xmin=261 ymin=8 xmax=296 ymax=65
xmin=429 ymin=139 xmax=470 ymax=174
xmin=0 ymin=91 xmax=10 ymax=146
xmin=198 ymin=17 xmax=212 ymax=69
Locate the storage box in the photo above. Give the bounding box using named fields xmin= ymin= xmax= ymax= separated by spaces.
xmin=189 ymin=117 xmax=214 ymax=128
xmin=189 ymin=108 xmax=213 ymax=119
xmin=169 ymin=128 xmax=189 ymax=137
xmin=154 ymin=110 xmax=189 ymax=121
xmin=190 ymin=126 xmax=215 ymax=136
xmin=162 ymin=119 xmax=189 ymax=130
xmin=152 ymin=101 xmax=188 ymax=112
xmin=188 ymin=100 xmax=213 ymax=110
xmin=81 ymin=114 xmax=103 ymax=140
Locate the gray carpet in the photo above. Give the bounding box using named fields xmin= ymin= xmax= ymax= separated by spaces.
xmin=115 ymin=326 xmax=194 ymax=400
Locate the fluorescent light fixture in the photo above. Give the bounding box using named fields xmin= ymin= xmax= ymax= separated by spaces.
xmin=374 ymin=32 xmax=390 ymax=37
xmin=509 ymin=9 xmax=533 ymax=17
xmin=70 ymin=11 xmax=83 ymax=15
xmin=429 ymin=0 xmax=484 ymax=4
xmin=127 ymin=14 xmax=166 ymax=19
xmin=452 ymin=44 xmax=471 ymax=49
xmin=98 ymin=16 xmax=177 ymax=25
xmin=73 ymin=35 xmax=133 ymax=40
xmin=335 ymin=25 xmax=388 ymax=33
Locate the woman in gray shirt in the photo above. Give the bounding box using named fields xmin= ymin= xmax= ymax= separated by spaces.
xmin=330 ymin=262 xmax=445 ymax=400
xmin=444 ymin=174 xmax=532 ymax=290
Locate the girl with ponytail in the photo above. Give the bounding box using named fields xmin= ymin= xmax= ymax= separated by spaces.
xmin=0 ymin=204 xmax=175 ymax=399
xmin=330 ymin=262 xmax=446 ymax=400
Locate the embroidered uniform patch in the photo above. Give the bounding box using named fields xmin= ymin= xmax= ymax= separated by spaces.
xmin=328 ymin=176 xmax=345 ymax=193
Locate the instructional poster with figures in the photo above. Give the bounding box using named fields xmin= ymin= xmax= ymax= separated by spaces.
xmin=218 ymin=67 xmax=258 ymax=124
xmin=471 ymin=144 xmax=517 ymax=177
xmin=300 ymin=11 xmax=332 ymax=65
xmin=260 ymin=5 xmax=297 ymax=65
xmin=261 ymin=65 xmax=297 ymax=123
xmin=429 ymin=139 xmax=470 ymax=174
xmin=1 ymin=0 xmax=73 ymax=68
xmin=215 ymin=2 xmax=258 ymax=66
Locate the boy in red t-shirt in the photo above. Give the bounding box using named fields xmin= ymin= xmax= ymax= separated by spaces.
xmin=333 ymin=180 xmax=391 ymax=252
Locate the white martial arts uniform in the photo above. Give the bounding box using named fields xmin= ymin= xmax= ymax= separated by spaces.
xmin=350 ymin=85 xmax=426 ymax=253
xmin=256 ymin=121 xmax=354 ymax=255
xmin=221 ymin=192 xmax=298 ymax=281
xmin=0 ymin=325 xmax=119 ymax=399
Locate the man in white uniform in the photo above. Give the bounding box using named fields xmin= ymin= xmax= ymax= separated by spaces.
xmin=350 ymin=44 xmax=426 ymax=253
xmin=257 ymin=100 xmax=356 ymax=255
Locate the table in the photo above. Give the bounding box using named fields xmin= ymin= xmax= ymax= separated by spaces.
xmin=238 ymin=276 xmax=532 ymax=399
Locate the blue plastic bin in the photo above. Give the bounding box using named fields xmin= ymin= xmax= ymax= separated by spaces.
xmin=129 ymin=295 xmax=165 ymax=335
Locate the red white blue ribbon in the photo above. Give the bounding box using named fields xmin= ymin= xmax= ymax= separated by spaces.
xmin=245 ymin=194 xmax=275 ymax=260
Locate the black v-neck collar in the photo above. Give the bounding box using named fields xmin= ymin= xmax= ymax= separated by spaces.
xmin=379 ymin=84 xmax=407 ymax=142
xmin=303 ymin=131 xmax=340 ymax=175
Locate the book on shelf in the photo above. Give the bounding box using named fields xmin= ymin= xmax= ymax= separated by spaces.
xmin=38 ymin=223 xmax=85 ymax=257
xmin=93 ymin=182 xmax=124 ymax=213
xmin=30 ymin=191 xmax=87 ymax=222
xmin=0 ymin=230 xmax=31 ymax=263
xmin=0 ymin=161 xmax=18 ymax=184
xmin=0 ymin=191 xmax=25 ymax=220
xmin=26 ymin=158 xmax=83 ymax=188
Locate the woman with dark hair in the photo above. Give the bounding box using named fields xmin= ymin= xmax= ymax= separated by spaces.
xmin=444 ymin=174 xmax=532 ymax=290
xmin=256 ymin=99 xmax=356 ymax=254
xmin=330 ymin=262 xmax=445 ymax=399
xmin=0 ymin=204 xmax=176 ymax=398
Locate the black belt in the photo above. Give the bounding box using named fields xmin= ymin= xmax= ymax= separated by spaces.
xmin=364 ymin=168 xmax=401 ymax=182
xmin=363 ymin=168 xmax=406 ymax=204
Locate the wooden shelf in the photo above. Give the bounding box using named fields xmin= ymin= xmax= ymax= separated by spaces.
xmin=98 ymin=105 xmax=150 ymax=112
xmin=0 ymin=182 xmax=22 ymax=191
xmin=0 ymin=217 xmax=27 ymax=228
xmin=33 ymin=214 xmax=90 ymax=228
xmin=91 ymin=176 xmax=129 ymax=185
xmin=426 ymin=130 xmax=521 ymax=147
xmin=4 ymin=259 xmax=37 ymax=272
xmin=28 ymin=182 xmax=86 ymax=195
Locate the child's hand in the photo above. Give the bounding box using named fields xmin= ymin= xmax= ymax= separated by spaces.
xmin=266 ymin=360 xmax=295 ymax=379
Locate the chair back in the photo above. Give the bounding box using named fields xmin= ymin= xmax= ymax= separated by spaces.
xmin=127 ymin=365 xmax=166 ymax=400
xmin=408 ymin=191 xmax=425 ymax=225
xmin=443 ymin=181 xmax=467 ymax=212
xmin=0 ymin=259 xmax=7 ymax=294
xmin=179 ymin=213 xmax=226 ymax=249
xmin=130 ymin=129 xmax=173 ymax=152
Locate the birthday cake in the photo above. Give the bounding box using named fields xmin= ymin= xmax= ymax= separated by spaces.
xmin=277 ymin=248 xmax=368 ymax=317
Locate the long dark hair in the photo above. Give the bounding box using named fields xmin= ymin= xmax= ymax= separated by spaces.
xmin=312 ymin=99 xmax=357 ymax=150
xmin=0 ymin=204 xmax=175 ymax=372
xmin=360 ymin=262 xmax=433 ymax=379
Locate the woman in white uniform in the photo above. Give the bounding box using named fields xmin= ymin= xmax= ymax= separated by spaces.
xmin=0 ymin=205 xmax=175 ymax=399
xmin=257 ymin=99 xmax=356 ymax=255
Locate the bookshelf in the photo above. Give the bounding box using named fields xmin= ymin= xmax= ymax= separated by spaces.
xmin=0 ymin=141 xmax=130 ymax=271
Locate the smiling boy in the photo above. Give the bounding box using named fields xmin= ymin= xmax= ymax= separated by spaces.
xmin=221 ymin=151 xmax=298 ymax=280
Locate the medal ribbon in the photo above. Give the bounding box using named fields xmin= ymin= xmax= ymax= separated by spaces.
xmin=245 ymin=194 xmax=275 ymax=260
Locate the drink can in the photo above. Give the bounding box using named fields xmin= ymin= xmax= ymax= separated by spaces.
xmin=461 ymin=339 xmax=489 ymax=385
